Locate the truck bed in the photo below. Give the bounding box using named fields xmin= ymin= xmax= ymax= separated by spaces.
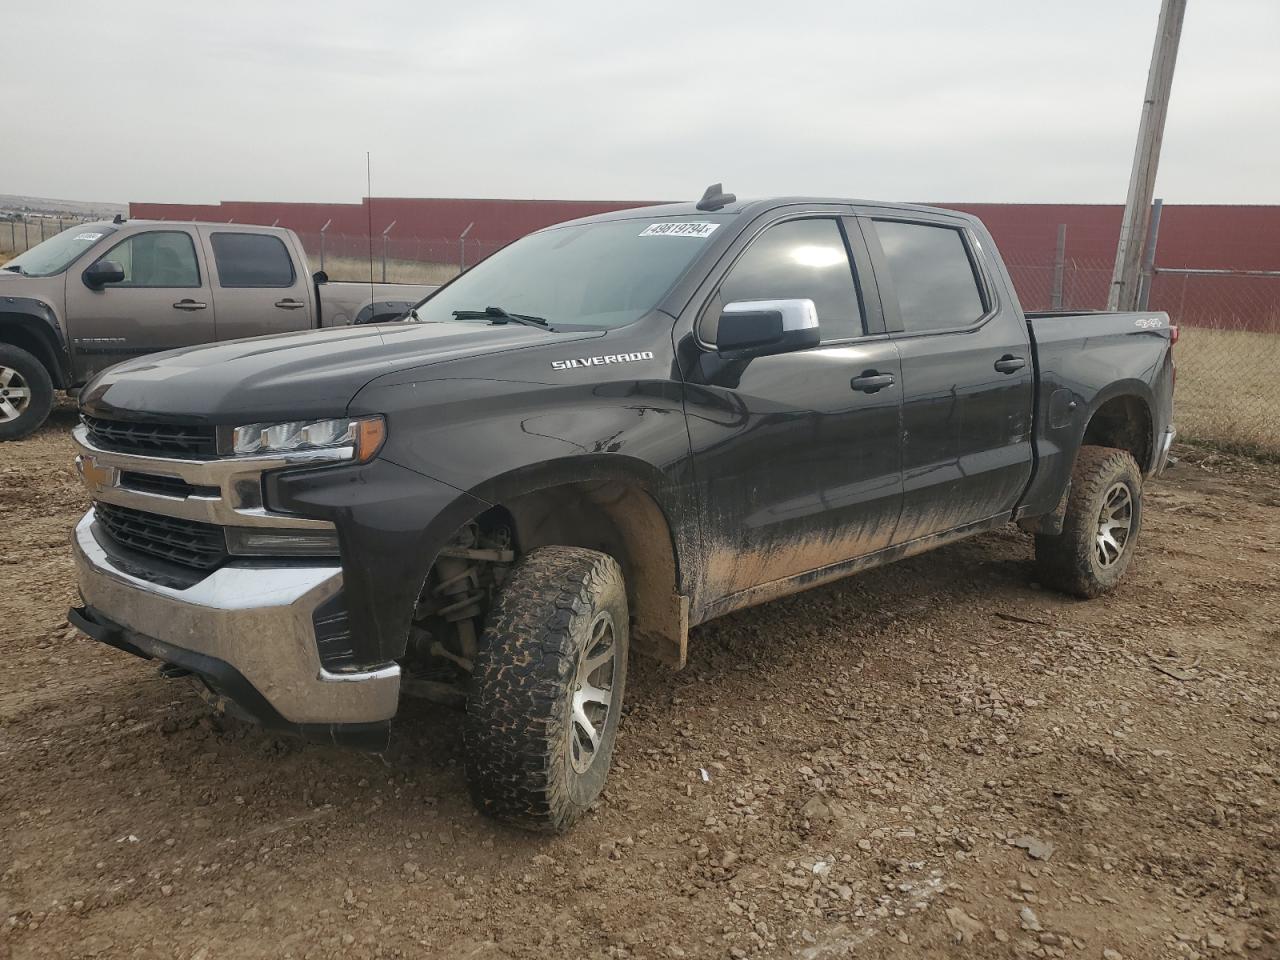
xmin=1017 ymin=308 xmax=1176 ymax=523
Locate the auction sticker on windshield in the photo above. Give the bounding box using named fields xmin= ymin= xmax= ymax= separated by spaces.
xmin=639 ymin=222 xmax=720 ymax=238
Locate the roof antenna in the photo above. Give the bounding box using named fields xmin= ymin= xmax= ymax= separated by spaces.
xmin=366 ymin=151 xmax=375 ymax=309
xmin=696 ymin=183 xmax=736 ymax=212
xmin=112 ymin=213 xmax=125 ymax=224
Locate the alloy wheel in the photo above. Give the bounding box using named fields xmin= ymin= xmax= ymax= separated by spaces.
xmin=0 ymin=366 xmax=33 ymax=423
xmin=1095 ymin=481 xmax=1134 ymax=567
xmin=569 ymin=611 xmax=617 ymax=774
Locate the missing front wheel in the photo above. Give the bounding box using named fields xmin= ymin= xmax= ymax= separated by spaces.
xmin=401 ymin=519 xmax=515 ymax=706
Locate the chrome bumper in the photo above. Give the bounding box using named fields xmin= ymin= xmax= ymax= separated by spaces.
xmin=72 ymin=511 xmax=400 ymax=726
xmin=1153 ymin=425 xmax=1176 ymax=475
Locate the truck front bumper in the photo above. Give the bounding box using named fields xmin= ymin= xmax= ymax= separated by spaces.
xmin=70 ymin=511 xmax=400 ymax=748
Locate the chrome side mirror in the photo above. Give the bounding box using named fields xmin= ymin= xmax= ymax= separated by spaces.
xmin=715 ymin=299 xmax=820 ymax=359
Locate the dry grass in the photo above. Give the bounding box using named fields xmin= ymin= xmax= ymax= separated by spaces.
xmin=1175 ymin=323 xmax=1280 ymax=458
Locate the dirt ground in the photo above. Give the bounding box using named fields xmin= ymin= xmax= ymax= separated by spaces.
xmin=1 ymin=407 xmax=1277 ymax=960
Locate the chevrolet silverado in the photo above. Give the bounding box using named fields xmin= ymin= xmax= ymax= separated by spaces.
xmin=66 ymin=187 xmax=1176 ymax=832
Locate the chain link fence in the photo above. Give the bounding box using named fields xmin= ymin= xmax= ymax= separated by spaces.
xmin=1 ymin=215 xmax=102 ymax=257
xmin=1149 ymin=268 xmax=1280 ymax=457
xmin=291 ymin=231 xmax=507 ymax=285
xmin=4 ymin=212 xmax=1276 ymax=457
xmin=1007 ymin=255 xmax=1280 ymax=457
xmin=0 ymin=220 xmax=505 ymax=279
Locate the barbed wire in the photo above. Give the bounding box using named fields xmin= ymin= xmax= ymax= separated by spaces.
xmin=3 ymin=225 xmax=1275 ymax=456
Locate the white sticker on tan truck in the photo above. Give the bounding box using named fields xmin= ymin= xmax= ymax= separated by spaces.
xmin=73 ymin=232 xmax=104 ymax=241
xmin=639 ymin=222 xmax=720 ymax=239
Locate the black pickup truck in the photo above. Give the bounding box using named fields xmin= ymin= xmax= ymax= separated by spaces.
xmin=68 ymin=188 xmax=1175 ymax=832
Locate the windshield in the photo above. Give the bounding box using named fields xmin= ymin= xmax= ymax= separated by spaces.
xmin=414 ymin=215 xmax=731 ymax=329
xmin=5 ymin=224 xmax=117 ymax=277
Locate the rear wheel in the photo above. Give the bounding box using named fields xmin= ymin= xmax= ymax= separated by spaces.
xmin=463 ymin=546 xmax=628 ymax=832
xmin=0 ymin=344 xmax=55 ymax=441
xmin=1035 ymin=445 xmax=1143 ymax=598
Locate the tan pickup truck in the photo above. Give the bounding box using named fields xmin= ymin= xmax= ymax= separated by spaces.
xmin=0 ymin=219 xmax=436 ymax=439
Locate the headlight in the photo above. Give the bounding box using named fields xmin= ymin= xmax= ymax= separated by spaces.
xmin=231 ymin=415 xmax=385 ymax=463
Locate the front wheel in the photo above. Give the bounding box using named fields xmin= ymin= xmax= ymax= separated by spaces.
xmin=1035 ymin=445 xmax=1143 ymax=598
xmin=463 ymin=546 xmax=628 ymax=832
xmin=0 ymin=344 xmax=55 ymax=441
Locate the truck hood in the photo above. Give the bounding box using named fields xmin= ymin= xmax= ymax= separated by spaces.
xmin=79 ymin=321 xmax=603 ymax=424
xmin=0 ymin=268 xmax=51 ymax=292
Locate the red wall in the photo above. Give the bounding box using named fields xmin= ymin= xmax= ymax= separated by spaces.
xmin=940 ymin=202 xmax=1280 ymax=272
xmin=129 ymin=197 xmax=1280 ymax=328
xmin=128 ymin=197 xmax=662 ymax=245
xmin=129 ymin=197 xmax=1280 ymax=271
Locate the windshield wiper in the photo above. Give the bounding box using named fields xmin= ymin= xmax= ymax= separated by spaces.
xmin=452 ymin=306 xmax=556 ymax=331
xmin=2 ymin=264 xmax=23 ymax=274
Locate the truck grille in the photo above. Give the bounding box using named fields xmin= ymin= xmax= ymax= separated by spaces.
xmin=119 ymin=471 xmax=219 ymax=499
xmin=83 ymin=416 xmax=219 ymax=458
xmin=95 ymin=503 xmax=229 ymax=571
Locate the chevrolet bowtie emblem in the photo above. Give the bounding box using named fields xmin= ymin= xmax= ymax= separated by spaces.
xmin=76 ymin=454 xmax=117 ymax=490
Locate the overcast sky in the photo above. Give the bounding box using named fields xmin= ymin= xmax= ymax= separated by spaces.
xmin=6 ymin=0 xmax=1277 ymax=206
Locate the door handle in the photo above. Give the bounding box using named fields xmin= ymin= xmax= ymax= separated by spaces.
xmin=851 ymin=371 xmax=896 ymax=393
xmin=994 ymin=355 xmax=1026 ymax=374
xmin=172 ymin=299 xmax=207 ymax=311
xmin=275 ymin=299 xmax=305 ymax=310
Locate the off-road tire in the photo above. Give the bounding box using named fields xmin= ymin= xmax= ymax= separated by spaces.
xmin=463 ymin=546 xmax=629 ymax=832
xmin=0 ymin=343 xmax=55 ymax=441
xmin=1035 ymin=445 xmax=1143 ymax=598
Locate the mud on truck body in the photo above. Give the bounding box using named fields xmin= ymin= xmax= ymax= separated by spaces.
xmin=68 ymin=188 xmax=1175 ymax=831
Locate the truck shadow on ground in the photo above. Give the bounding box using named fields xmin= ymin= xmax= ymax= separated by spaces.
xmin=99 ymin=524 xmax=1048 ymax=846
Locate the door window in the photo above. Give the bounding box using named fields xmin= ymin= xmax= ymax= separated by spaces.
xmin=210 ymin=233 xmax=296 ymax=288
xmin=97 ymin=231 xmax=200 ymax=288
xmin=706 ymin=218 xmax=864 ymax=342
xmin=871 ymin=220 xmax=986 ymax=332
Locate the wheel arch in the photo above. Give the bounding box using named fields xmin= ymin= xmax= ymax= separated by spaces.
xmin=0 ymin=309 xmax=72 ymax=388
xmin=445 ymin=456 xmax=690 ymax=668
xmin=1080 ymin=385 xmax=1154 ymax=473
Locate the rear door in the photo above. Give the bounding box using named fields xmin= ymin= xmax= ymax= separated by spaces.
xmin=679 ymin=210 xmax=904 ymax=608
xmin=860 ymin=212 xmax=1034 ymax=544
xmin=63 ymin=227 xmax=215 ymax=381
xmin=196 ymin=227 xmax=313 ymax=341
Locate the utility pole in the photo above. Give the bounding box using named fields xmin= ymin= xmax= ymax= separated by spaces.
xmin=1108 ymin=0 xmax=1187 ymax=311
xmin=1105 ymin=0 xmax=1182 ymax=309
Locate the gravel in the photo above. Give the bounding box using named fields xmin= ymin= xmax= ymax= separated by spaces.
xmin=2 ymin=414 xmax=1277 ymax=958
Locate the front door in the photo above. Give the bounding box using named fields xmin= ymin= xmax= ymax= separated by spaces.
xmin=679 ymin=212 xmax=904 ymax=612
xmin=196 ymin=227 xmax=313 ymax=341
xmin=64 ymin=227 xmax=215 ymax=382
xmin=861 ymin=214 xmax=1035 ymax=544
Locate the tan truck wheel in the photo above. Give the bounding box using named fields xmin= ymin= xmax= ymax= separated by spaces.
xmin=0 ymin=344 xmax=55 ymax=441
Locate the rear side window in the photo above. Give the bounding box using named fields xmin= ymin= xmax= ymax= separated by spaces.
xmin=712 ymin=218 xmax=864 ymax=341
xmin=100 ymin=231 xmax=200 ymax=288
xmin=872 ymin=220 xmax=986 ymax=333
xmin=210 ymin=233 xmax=296 ymax=288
